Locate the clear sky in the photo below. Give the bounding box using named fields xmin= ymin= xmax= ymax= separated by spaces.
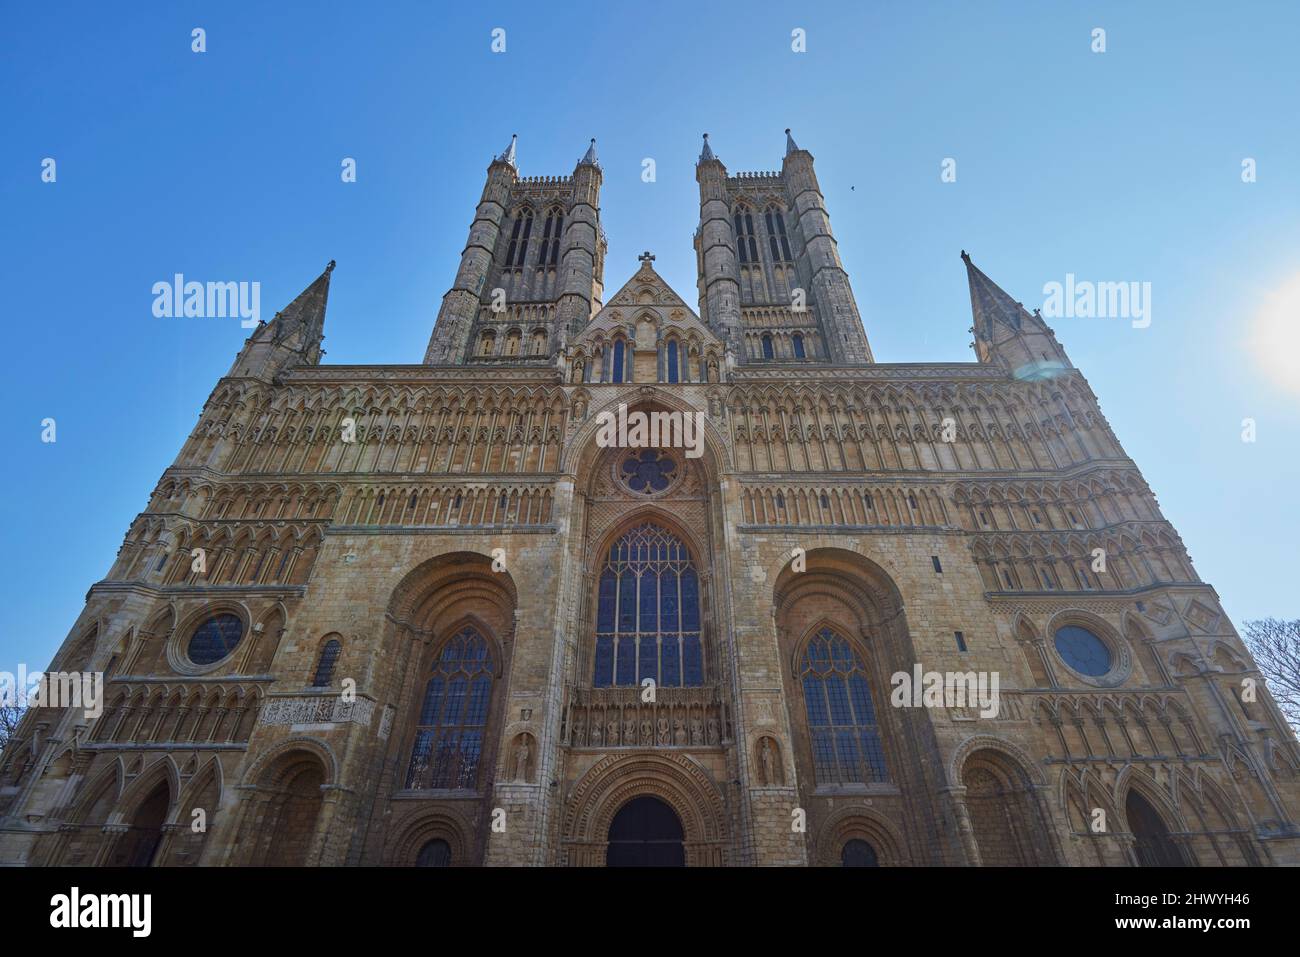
xmin=3 ymin=1 xmax=1298 ymax=672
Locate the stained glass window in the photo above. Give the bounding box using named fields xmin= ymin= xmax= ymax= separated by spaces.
xmin=405 ymin=627 xmax=495 ymax=790
xmin=799 ymin=628 xmax=889 ymax=785
xmin=310 ymin=638 xmax=341 ymax=687
xmin=1053 ymin=625 xmax=1111 ymax=676
xmin=187 ymin=614 xmax=244 ymax=666
xmin=593 ymin=523 xmax=703 ymax=688
xmin=619 ymin=449 xmax=677 ymax=494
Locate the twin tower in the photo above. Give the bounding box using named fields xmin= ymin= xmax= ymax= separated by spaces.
xmin=422 ymin=132 xmax=875 ymax=368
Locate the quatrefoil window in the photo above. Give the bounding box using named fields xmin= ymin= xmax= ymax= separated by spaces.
xmin=619 ymin=449 xmax=678 ymax=494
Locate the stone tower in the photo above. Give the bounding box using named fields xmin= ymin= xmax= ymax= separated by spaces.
xmin=423 ymin=135 xmax=606 ymax=365
xmin=2 ymin=132 xmax=1297 ymax=869
xmin=694 ymin=130 xmax=873 ymax=366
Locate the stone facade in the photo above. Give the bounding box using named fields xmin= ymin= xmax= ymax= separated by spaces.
xmin=3 ymin=133 xmax=1298 ymax=867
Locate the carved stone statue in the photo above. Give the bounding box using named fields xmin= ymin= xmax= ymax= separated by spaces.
xmin=514 ymin=737 xmax=530 ymax=781
xmin=657 ymin=717 xmax=670 ymax=746
xmin=673 ymin=718 xmax=687 ymax=746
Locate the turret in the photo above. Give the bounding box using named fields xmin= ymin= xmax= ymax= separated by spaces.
xmin=962 ymin=250 xmax=1071 ymax=379
xmin=695 ymin=134 xmax=745 ymax=360
xmin=423 ymin=135 xmax=519 ymax=363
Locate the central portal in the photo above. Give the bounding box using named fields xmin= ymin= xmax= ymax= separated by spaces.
xmin=606 ymin=796 xmax=686 ymax=867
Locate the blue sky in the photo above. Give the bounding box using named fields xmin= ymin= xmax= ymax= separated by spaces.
xmin=3 ymin=1 xmax=1298 ymax=671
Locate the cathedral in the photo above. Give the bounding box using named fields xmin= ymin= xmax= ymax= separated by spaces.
xmin=3 ymin=131 xmax=1297 ymax=868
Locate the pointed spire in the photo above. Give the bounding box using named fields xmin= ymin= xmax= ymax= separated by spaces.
xmin=785 ymin=127 xmax=799 ymax=155
xmin=495 ymin=133 xmax=518 ymax=168
xmin=269 ymin=260 xmax=334 ymax=348
xmin=962 ymin=250 xmax=1029 ymax=341
xmin=698 ymin=132 xmax=716 ymax=163
xmin=579 ymin=137 xmax=599 ymax=167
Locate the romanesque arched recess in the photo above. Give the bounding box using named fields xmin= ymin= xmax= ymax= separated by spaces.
xmin=814 ymin=803 xmax=909 ymax=866
xmin=955 ymin=743 xmax=1061 ymax=866
xmin=374 ymin=552 xmax=519 ymax=866
xmin=771 ymin=546 xmax=951 ymax=865
xmin=560 ymin=752 xmax=729 ymax=866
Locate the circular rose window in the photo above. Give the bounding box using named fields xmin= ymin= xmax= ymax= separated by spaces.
xmin=619 ymin=448 xmax=679 ymax=495
xmin=1053 ymin=625 xmax=1112 ymax=677
xmin=187 ymin=613 xmax=245 ymax=666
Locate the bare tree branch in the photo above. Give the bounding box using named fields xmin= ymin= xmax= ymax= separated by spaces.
xmin=1241 ymin=618 xmax=1300 ymax=735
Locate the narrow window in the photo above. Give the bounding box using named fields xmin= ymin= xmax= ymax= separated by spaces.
xmin=762 ymin=334 xmax=774 ymax=359
xmin=908 ymin=494 xmax=918 ymax=509
xmin=955 ymin=631 xmax=968 ymax=652
xmin=666 ymin=340 xmax=679 ymax=383
xmin=311 ymin=639 xmax=342 ymax=687
xmin=612 ymin=339 xmax=625 ymax=383
xmin=792 ymin=333 xmax=805 ymax=358
xmin=931 ymin=556 xmax=943 ymax=574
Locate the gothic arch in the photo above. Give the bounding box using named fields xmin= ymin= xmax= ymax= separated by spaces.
xmin=562 ymin=389 xmax=733 ymax=478
xmin=561 ymin=752 xmax=729 ymax=866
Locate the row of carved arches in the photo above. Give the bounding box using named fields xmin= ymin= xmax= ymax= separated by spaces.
xmin=92 ymin=685 xmax=262 ymax=746
xmin=182 ymin=386 xmax=568 ymax=474
xmin=745 ymin=328 xmax=818 ymax=360
xmin=740 ymin=483 xmax=950 ymax=528
xmin=473 ymin=325 xmax=551 ymax=359
xmin=568 ymin=333 xmax=726 ymax=385
xmin=337 ymin=483 xmax=555 ymax=527
xmin=972 ymin=529 xmax=1197 ymax=594
xmin=725 ymin=392 xmax=1115 ymax=473
xmin=953 ymin=471 xmax=1158 ymax=532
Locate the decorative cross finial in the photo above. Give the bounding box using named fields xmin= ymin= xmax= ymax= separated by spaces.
xmin=638 ymin=251 xmax=655 ymax=265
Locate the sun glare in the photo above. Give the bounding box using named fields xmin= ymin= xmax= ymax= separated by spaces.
xmin=1249 ymin=272 xmax=1300 ymax=395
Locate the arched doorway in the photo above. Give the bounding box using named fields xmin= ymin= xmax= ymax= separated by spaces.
xmin=119 ymin=781 xmax=169 ymax=867
xmin=606 ymin=796 xmax=685 ymax=867
xmin=841 ymin=838 xmax=879 ymax=867
xmin=1126 ymin=790 xmax=1186 ymax=866
xmin=259 ymin=756 xmax=326 ymax=866
xmin=961 ymin=749 xmax=1055 ymax=866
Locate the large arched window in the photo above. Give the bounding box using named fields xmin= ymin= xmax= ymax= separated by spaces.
xmin=798 ymin=628 xmax=888 ymax=785
xmin=765 ymin=206 xmax=792 ymax=262
xmin=505 ymin=209 xmax=533 ymax=267
xmin=539 ymin=207 xmax=564 ymax=266
xmin=734 ymin=207 xmax=758 ymax=263
xmin=1127 ymin=790 xmax=1186 ymax=866
xmin=405 ymin=627 xmax=496 ymax=790
xmin=593 ymin=523 xmax=702 ymax=688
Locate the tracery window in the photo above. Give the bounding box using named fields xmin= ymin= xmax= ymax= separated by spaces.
xmin=765 ymin=206 xmax=792 ymax=261
xmin=798 ymin=628 xmax=889 ymax=785
xmin=539 ymin=208 xmax=564 ymax=266
xmin=734 ymin=207 xmax=759 ymax=263
xmin=405 ymin=627 xmax=495 ymax=790
xmin=593 ymin=523 xmax=703 ymax=688
xmin=619 ymin=449 xmax=678 ymax=494
xmin=504 ymin=209 xmax=533 ymax=267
